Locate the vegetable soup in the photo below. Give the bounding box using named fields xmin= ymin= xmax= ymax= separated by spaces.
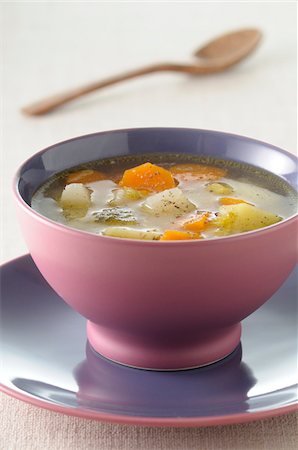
xmin=31 ymin=154 xmax=297 ymax=240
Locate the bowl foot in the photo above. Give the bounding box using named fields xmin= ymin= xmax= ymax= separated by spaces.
xmin=87 ymin=322 xmax=242 ymax=371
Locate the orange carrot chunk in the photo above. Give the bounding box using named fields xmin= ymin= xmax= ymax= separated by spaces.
xmin=183 ymin=212 xmax=211 ymax=232
xmin=219 ymin=197 xmax=253 ymax=206
xmin=170 ymin=164 xmax=226 ymax=182
xmin=66 ymin=169 xmax=106 ymax=184
xmin=119 ymin=163 xmax=176 ymax=192
xmin=160 ymin=230 xmax=201 ymax=241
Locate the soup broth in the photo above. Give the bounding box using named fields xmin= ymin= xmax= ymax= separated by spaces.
xmin=31 ymin=154 xmax=297 ymax=240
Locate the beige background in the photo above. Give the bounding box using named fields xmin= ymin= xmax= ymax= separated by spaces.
xmin=0 ymin=394 xmax=297 ymax=450
xmin=1 ymin=1 xmax=297 ymax=449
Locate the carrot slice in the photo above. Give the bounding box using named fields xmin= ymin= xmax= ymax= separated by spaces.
xmin=119 ymin=163 xmax=176 ymax=192
xmin=66 ymin=169 xmax=106 ymax=184
xmin=219 ymin=197 xmax=252 ymax=206
xmin=183 ymin=212 xmax=211 ymax=232
xmin=160 ymin=230 xmax=201 ymax=241
xmin=170 ymin=164 xmax=226 ymax=182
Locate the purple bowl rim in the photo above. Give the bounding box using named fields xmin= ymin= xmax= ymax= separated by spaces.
xmin=13 ymin=127 xmax=298 ymax=246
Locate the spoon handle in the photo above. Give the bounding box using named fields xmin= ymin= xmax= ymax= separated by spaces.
xmin=22 ymin=62 xmax=205 ymax=116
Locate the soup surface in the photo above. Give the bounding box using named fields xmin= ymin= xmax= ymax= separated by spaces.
xmin=31 ymin=154 xmax=297 ymax=240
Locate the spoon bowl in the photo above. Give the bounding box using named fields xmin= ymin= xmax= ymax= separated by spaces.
xmin=22 ymin=28 xmax=262 ymax=116
xmin=194 ymin=29 xmax=261 ymax=60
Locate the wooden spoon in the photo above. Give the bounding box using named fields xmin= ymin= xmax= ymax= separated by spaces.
xmin=22 ymin=28 xmax=262 ymax=116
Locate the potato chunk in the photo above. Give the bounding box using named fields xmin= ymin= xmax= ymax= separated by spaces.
xmin=206 ymin=182 xmax=234 ymax=195
xmin=214 ymin=203 xmax=282 ymax=234
xmin=102 ymin=227 xmax=161 ymax=240
xmin=60 ymin=183 xmax=91 ymax=209
xmin=143 ymin=188 xmax=196 ymax=216
xmin=109 ymin=187 xmax=148 ymax=207
xmin=59 ymin=183 xmax=92 ymax=219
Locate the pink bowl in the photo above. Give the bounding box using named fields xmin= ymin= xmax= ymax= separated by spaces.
xmin=13 ymin=128 xmax=298 ymax=370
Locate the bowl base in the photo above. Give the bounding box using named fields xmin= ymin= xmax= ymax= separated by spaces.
xmin=86 ymin=322 xmax=242 ymax=371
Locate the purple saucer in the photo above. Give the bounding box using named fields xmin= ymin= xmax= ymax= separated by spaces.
xmin=0 ymin=255 xmax=297 ymax=427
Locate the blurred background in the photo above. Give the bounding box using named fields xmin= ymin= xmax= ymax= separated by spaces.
xmin=1 ymin=1 xmax=297 ymax=262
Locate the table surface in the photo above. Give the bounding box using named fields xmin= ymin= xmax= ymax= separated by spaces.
xmin=1 ymin=2 xmax=297 ymax=449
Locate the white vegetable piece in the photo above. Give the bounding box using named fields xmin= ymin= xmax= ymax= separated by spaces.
xmin=60 ymin=183 xmax=91 ymax=209
xmin=142 ymin=187 xmax=196 ymax=215
xmin=215 ymin=203 xmax=282 ymax=234
xmin=102 ymin=227 xmax=161 ymax=240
